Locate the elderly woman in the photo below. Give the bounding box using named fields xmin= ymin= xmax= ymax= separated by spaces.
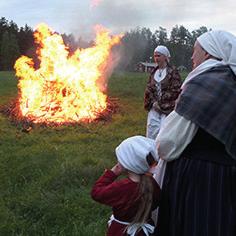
xmin=155 ymin=30 xmax=236 ymax=236
xmin=144 ymin=46 xmax=182 ymax=140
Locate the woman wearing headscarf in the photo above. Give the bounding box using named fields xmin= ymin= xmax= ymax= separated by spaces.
xmin=144 ymin=45 xmax=182 ymax=140
xmin=155 ymin=30 xmax=236 ymax=236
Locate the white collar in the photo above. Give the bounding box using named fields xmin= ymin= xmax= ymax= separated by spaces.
xmin=182 ymin=59 xmax=225 ymax=88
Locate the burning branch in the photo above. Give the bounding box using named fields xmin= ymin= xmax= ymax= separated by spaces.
xmin=12 ymin=23 xmax=122 ymax=125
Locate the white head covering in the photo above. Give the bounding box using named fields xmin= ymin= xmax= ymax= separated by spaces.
xmin=115 ymin=135 xmax=159 ymax=174
xmin=154 ymin=45 xmax=171 ymax=57
xmin=183 ymin=30 xmax=236 ymax=87
xmin=197 ymin=30 xmax=236 ymax=75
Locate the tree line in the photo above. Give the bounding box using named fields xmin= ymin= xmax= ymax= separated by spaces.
xmin=118 ymin=25 xmax=209 ymax=71
xmin=0 ymin=17 xmax=208 ymax=71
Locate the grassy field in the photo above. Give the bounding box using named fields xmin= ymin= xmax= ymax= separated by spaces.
xmin=0 ymin=70 xmax=188 ymax=235
xmin=0 ymin=71 xmax=152 ymax=236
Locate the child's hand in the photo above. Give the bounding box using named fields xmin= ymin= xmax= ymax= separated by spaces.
xmin=111 ymin=163 xmax=124 ymax=176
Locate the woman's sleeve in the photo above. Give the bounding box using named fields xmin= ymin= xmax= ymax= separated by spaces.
xmin=171 ymin=69 xmax=182 ymax=91
xmin=144 ymin=76 xmax=153 ymax=111
xmin=156 ymin=111 xmax=198 ymax=161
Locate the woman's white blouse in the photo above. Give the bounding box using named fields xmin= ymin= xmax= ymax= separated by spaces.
xmin=154 ymin=68 xmax=167 ymax=82
xmin=156 ymin=111 xmax=198 ymax=161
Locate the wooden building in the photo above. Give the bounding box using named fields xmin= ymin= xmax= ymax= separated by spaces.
xmin=136 ymin=62 xmax=157 ymax=72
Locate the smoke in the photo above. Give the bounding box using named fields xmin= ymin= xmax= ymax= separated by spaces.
xmin=69 ymin=1 xmax=194 ymax=40
xmin=1 ymin=0 xmax=236 ymax=44
xmin=16 ymin=1 xmax=236 ymax=44
xmin=90 ymin=0 xmax=104 ymax=8
xmin=97 ymin=47 xmax=122 ymax=92
xmin=68 ymin=0 xmax=236 ymax=39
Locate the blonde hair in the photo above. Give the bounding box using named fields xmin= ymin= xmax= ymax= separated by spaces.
xmin=128 ymin=152 xmax=156 ymax=233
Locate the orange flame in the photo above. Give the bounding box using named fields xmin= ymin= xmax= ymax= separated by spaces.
xmin=14 ymin=23 xmax=122 ymax=124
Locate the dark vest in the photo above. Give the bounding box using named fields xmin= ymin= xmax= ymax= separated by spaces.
xmin=181 ymin=128 xmax=236 ymax=166
xmin=175 ymin=65 xmax=236 ymax=160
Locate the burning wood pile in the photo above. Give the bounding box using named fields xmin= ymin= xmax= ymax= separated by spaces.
xmin=1 ymin=24 xmax=122 ymax=127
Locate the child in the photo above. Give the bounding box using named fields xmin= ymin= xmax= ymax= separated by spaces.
xmin=91 ymin=136 xmax=161 ymax=236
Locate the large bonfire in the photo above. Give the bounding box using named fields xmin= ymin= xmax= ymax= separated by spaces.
xmin=12 ymin=23 xmax=122 ymax=125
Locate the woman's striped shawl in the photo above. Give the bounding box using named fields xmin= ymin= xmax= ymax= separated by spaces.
xmin=176 ymin=65 xmax=236 ymax=160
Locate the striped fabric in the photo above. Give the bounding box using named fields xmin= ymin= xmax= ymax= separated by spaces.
xmin=156 ymin=64 xmax=236 ymax=236
xmin=176 ymin=65 xmax=236 ymax=159
xmin=157 ymin=157 xmax=236 ymax=236
xmin=156 ymin=129 xmax=236 ymax=236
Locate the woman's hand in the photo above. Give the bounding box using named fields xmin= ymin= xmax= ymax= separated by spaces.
xmin=111 ymin=162 xmax=125 ymax=176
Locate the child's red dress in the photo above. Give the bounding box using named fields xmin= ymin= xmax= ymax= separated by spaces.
xmin=91 ymin=170 xmax=161 ymax=236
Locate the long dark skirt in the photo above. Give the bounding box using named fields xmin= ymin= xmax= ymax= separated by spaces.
xmin=156 ymin=157 xmax=236 ymax=236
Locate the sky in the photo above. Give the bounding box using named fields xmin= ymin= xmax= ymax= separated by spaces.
xmin=1 ymin=0 xmax=236 ymax=39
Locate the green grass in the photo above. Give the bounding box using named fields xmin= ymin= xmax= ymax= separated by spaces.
xmin=0 ymin=71 xmax=151 ymax=235
xmin=0 ymin=70 xmax=187 ymax=235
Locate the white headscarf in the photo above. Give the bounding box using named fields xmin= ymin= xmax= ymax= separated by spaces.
xmin=115 ymin=136 xmax=159 ymax=174
xmin=183 ymin=30 xmax=236 ymax=87
xmin=154 ymin=45 xmax=171 ymax=57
